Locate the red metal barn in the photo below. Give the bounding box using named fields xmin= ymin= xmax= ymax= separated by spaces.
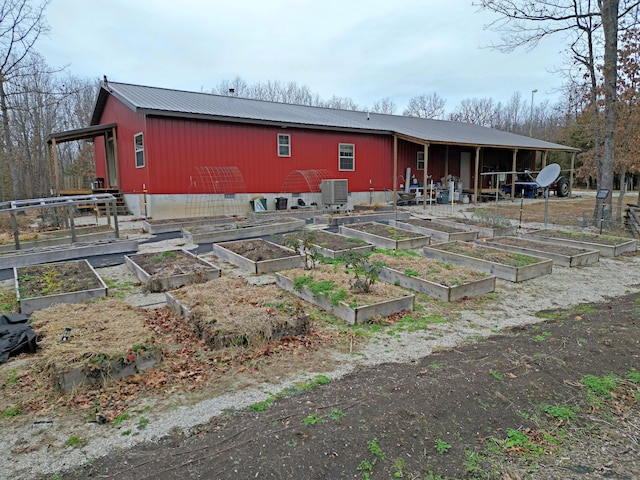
xmin=48 ymin=81 xmax=579 ymax=219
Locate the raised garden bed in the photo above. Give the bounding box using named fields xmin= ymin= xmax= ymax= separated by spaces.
xmin=389 ymin=218 xmax=478 ymax=242
xmin=212 ymin=238 xmax=304 ymax=274
xmin=0 ymin=225 xmax=116 ymax=252
xmin=315 ymin=211 xmax=411 ymax=226
xmin=431 ymin=217 xmax=516 ymax=238
xmin=166 ymin=277 xmax=310 ymax=349
xmin=307 ymin=229 xmax=374 ymax=259
xmin=14 ymin=259 xmax=108 ymax=313
xmin=142 ymin=215 xmax=238 ymax=234
xmin=422 ymin=241 xmax=552 ymax=282
xmin=522 ymin=229 xmax=637 ymax=257
xmin=275 ymin=265 xmax=414 ymax=324
xmin=370 ymin=251 xmax=495 ymax=301
xmin=30 ymin=299 xmax=161 ymax=392
xmin=183 ymin=217 xmax=305 ymax=244
xmin=339 ymin=222 xmax=431 ymax=250
xmin=125 ymin=249 xmax=221 ymax=292
xmin=0 ymin=238 xmax=139 ymax=269
xmin=480 ymin=236 xmax=600 ymax=267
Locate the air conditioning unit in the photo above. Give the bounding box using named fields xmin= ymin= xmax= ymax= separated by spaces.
xmin=321 ymin=179 xmax=348 ymax=208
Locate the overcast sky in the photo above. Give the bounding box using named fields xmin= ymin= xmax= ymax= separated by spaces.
xmin=39 ymin=0 xmax=568 ymax=113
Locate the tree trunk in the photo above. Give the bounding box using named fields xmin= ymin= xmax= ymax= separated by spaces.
xmin=595 ymin=0 xmax=619 ymax=225
xmin=0 ymin=76 xmax=19 ymax=200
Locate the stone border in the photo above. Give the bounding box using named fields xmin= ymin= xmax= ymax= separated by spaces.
xmin=275 ymin=272 xmax=414 ymax=325
xmin=212 ymin=239 xmax=305 ymax=274
xmin=377 ymin=265 xmax=496 ymax=302
xmin=480 ymin=236 xmax=600 ymax=267
xmin=389 ymin=219 xmax=478 ymax=242
xmin=522 ymin=230 xmax=637 ymax=257
xmin=124 ymin=249 xmax=222 ymax=292
xmin=15 ymin=259 xmax=109 ymax=314
xmin=422 ymin=242 xmax=553 ymax=282
xmin=339 ymin=223 xmax=431 ymax=250
xmin=183 ymin=218 xmax=306 ymax=244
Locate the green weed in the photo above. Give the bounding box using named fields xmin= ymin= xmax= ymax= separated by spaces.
xmin=540 ymin=403 xmax=578 ymax=421
xmin=434 ymin=438 xmax=451 ymax=454
xmin=64 ymin=436 xmax=88 ymax=448
xmin=112 ymin=412 xmax=130 ymax=425
xmin=489 ymin=370 xmax=503 ymax=381
xmin=302 ymin=413 xmax=324 ymax=425
xmin=2 ymin=406 xmax=21 ymax=418
xmin=583 ymin=374 xmax=618 ymax=398
xmin=327 ymin=409 xmax=346 ymax=421
xmin=367 ymin=438 xmax=385 ymax=459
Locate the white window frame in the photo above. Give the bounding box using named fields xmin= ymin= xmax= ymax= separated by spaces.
xmin=278 ymin=133 xmax=291 ymax=157
xmin=338 ymin=143 xmax=355 ymax=171
xmin=134 ymin=132 xmax=145 ymax=168
xmin=417 ymin=151 xmax=425 ymax=171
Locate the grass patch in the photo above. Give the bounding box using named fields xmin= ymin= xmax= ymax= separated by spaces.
xmin=64 ymin=436 xmax=88 ymax=448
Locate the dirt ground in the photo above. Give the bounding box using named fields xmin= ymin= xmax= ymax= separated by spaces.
xmin=58 ymin=291 xmax=640 ymax=480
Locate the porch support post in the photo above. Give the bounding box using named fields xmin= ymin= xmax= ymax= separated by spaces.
xmin=473 ymin=146 xmax=480 ymax=204
xmin=393 ymin=135 xmax=398 ymax=211
xmin=511 ymin=149 xmax=518 ymax=202
xmin=541 ymin=150 xmax=548 ymax=169
xmin=52 ymin=138 xmax=59 ymax=195
xmin=111 ymin=126 xmax=119 ymax=188
xmin=422 ymin=142 xmax=429 ymax=209
xmin=569 ymin=151 xmax=576 ymax=198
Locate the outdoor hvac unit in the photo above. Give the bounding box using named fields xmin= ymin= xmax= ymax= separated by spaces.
xmin=321 ymin=179 xmax=348 ymax=209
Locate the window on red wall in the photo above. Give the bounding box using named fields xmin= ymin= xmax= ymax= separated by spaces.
xmin=338 ymin=143 xmax=355 ymax=171
xmin=278 ymin=133 xmax=291 ymax=157
xmin=417 ymin=151 xmax=425 ymax=170
xmin=134 ymin=132 xmax=145 ymax=168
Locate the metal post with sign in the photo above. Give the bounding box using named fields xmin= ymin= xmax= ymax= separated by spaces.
xmin=596 ymin=189 xmax=611 ymax=234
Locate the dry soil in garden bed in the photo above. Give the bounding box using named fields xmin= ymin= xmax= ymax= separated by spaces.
xmin=16 ymin=260 xmax=103 ymax=299
xmin=370 ymin=251 xmax=489 ymax=287
xmin=307 ymin=229 xmax=368 ymax=250
xmin=345 ymin=222 xmax=426 ymax=239
xmin=281 ymin=264 xmax=410 ymax=308
xmin=527 ymin=228 xmax=632 ymax=245
xmin=430 ymin=241 xmax=542 ymax=266
xmin=127 ymin=250 xmax=216 ymax=277
xmin=483 ymin=235 xmax=594 ymax=256
xmin=219 ymin=238 xmax=299 ymax=261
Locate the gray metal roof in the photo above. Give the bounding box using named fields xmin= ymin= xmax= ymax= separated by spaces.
xmin=92 ymin=82 xmax=578 ymax=152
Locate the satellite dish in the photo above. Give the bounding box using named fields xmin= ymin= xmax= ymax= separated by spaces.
xmin=536 ymin=163 xmax=561 ymax=188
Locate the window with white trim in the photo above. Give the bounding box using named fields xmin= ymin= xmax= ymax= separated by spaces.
xmin=417 ymin=151 xmax=425 ymax=170
xmin=278 ymin=133 xmax=291 ymax=157
xmin=338 ymin=143 xmax=355 ymax=171
xmin=134 ymin=133 xmax=145 ymax=168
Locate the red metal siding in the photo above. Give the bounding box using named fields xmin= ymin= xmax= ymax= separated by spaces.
xmin=94 ymin=96 xmax=148 ymax=193
xmin=143 ymin=117 xmax=396 ymax=194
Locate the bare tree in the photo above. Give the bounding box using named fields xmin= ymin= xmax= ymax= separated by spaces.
xmin=371 ymin=97 xmax=397 ymax=114
xmin=403 ymin=93 xmax=446 ymax=118
xmin=475 ymin=0 xmax=640 ymax=221
xmin=0 ymin=0 xmax=50 ymax=200
xmin=448 ymin=97 xmax=499 ymax=127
